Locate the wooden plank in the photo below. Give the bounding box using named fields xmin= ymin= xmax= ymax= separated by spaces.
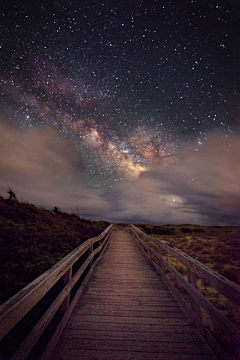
xmin=74 ymin=309 xmax=185 ymax=319
xmin=69 ymin=314 xmax=193 ymax=326
xmin=50 ymin=350 xmax=215 ymax=360
xmin=48 ymin=230 xmax=217 ymax=360
xmin=84 ymin=286 xmax=171 ymax=293
xmin=65 ymin=322 xmax=197 ymax=333
xmin=62 ymin=329 xmax=205 ymax=343
xmin=76 ymin=301 xmax=182 ymax=312
xmin=81 ymin=298 xmax=179 ymax=305
xmin=52 ymin=338 xmax=212 ymax=354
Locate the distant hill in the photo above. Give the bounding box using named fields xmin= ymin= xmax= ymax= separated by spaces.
xmin=0 ymin=191 xmax=109 ymax=304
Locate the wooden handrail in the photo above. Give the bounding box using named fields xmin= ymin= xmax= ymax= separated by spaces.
xmin=128 ymin=224 xmax=240 ymax=357
xmin=0 ymin=224 xmax=115 ymax=360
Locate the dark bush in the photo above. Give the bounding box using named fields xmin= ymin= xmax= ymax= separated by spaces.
xmin=180 ymin=227 xmax=192 ymax=233
xmin=150 ymin=226 xmax=176 ymax=235
xmin=192 ymin=228 xmax=205 ymax=233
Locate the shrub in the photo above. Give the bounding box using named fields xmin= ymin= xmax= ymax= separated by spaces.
xmin=180 ymin=227 xmax=192 ymax=233
xmin=151 ymin=226 xmax=176 ymax=235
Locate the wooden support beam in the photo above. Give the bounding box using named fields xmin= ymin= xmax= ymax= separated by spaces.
xmin=61 ymin=266 xmax=73 ymax=314
xmin=187 ymin=268 xmax=202 ymax=320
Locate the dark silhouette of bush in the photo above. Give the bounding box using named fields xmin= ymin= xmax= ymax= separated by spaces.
xmin=7 ymin=187 xmax=17 ymax=200
xmin=149 ymin=226 xmax=176 ymax=235
xmin=138 ymin=224 xmax=148 ymax=232
xmin=180 ymin=227 xmax=204 ymax=234
xmin=192 ymin=228 xmax=205 ymax=233
xmin=180 ymin=227 xmax=192 ymax=233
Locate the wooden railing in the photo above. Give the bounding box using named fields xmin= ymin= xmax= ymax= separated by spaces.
xmin=127 ymin=224 xmax=240 ymax=360
xmin=0 ymin=224 xmax=115 ymax=360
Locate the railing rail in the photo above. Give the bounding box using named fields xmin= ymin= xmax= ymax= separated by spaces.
xmin=127 ymin=224 xmax=240 ymax=360
xmin=0 ymin=224 xmax=115 ymax=360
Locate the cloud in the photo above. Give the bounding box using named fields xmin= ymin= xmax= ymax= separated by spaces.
xmin=0 ymin=121 xmax=110 ymax=218
xmin=104 ymin=134 xmax=240 ymax=225
xmin=0 ymin=120 xmax=239 ymax=225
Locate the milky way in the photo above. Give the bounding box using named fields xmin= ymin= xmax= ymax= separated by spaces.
xmin=0 ymin=54 xmax=177 ymax=184
xmin=0 ymin=0 xmax=239 ymax=218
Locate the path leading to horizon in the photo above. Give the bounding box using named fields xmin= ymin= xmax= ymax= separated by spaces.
xmin=50 ymin=229 xmax=217 ymax=360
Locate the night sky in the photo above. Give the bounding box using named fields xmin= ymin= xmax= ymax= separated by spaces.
xmin=0 ymin=0 xmax=240 ymax=225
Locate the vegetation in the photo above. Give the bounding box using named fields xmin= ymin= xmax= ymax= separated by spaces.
xmin=0 ymin=192 xmax=109 ymax=305
xmin=138 ymin=223 xmax=240 ymax=285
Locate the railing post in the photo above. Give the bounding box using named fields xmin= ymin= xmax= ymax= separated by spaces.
xmin=89 ymin=244 xmax=93 ymax=268
xmin=99 ymin=238 xmax=102 ymax=253
xmin=156 ymin=246 xmax=165 ymax=271
xmin=146 ymin=242 xmax=150 ymax=258
xmin=61 ymin=266 xmax=73 ymax=314
xmin=187 ymin=268 xmax=202 ymax=320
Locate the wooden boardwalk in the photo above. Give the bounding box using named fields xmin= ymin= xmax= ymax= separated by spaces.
xmin=50 ymin=229 xmax=217 ymax=360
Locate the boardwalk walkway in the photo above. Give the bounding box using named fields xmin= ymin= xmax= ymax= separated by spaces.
xmin=50 ymin=229 xmax=217 ymax=360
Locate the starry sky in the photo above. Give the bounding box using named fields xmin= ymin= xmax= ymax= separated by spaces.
xmin=0 ymin=0 xmax=240 ymax=225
